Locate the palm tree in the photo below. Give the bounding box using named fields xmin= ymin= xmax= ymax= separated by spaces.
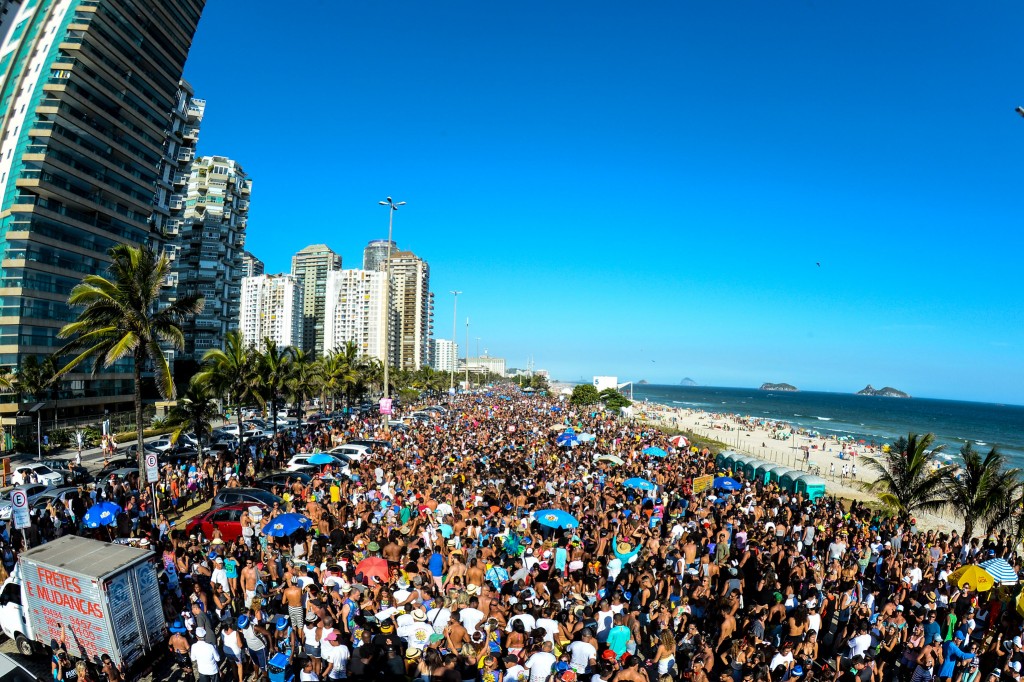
xmin=195 ymin=330 xmax=256 ymax=452
xmin=166 ymin=380 xmax=220 ymax=454
xmin=287 ymin=349 xmax=320 ymax=418
xmin=0 ymin=370 xmax=14 ymax=394
xmin=256 ymin=338 xmax=293 ymax=441
xmin=860 ymin=432 xmax=951 ymax=518
xmin=947 ymin=442 xmax=1021 ymax=541
xmin=57 ymin=244 xmax=204 ymax=471
xmin=319 ymin=348 xmax=358 ymax=412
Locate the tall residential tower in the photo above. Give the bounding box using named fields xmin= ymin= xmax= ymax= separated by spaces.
xmin=388 ymin=250 xmax=433 ymax=370
xmin=291 ymin=244 xmax=340 ymax=356
xmin=0 ymin=0 xmax=206 ymax=418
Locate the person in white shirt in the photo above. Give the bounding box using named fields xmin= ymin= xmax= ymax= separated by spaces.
xmin=594 ymin=602 xmax=615 ymax=643
xmin=321 ymin=631 xmax=349 ymax=680
xmin=535 ymin=615 xmax=559 ymax=644
xmin=847 ymin=624 xmax=873 ymax=658
xmin=506 ymin=608 xmax=536 ymax=635
xmin=425 ymin=603 xmax=451 ymax=634
xmin=458 ymin=598 xmax=485 ymax=633
xmin=505 ymin=656 xmax=527 ymax=682
xmin=526 ymin=642 xmax=557 ymax=682
xmin=567 ymin=629 xmax=598 ymax=673
xmin=210 ymin=558 xmax=230 ymax=594
xmin=190 ymin=627 xmax=221 ymax=682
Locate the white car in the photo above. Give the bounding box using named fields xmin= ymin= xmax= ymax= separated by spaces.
xmin=220 ymin=424 xmax=241 ymax=436
xmin=328 ymin=444 xmax=370 ymax=462
xmin=285 ymin=454 xmax=350 ymax=473
xmin=147 ymin=438 xmax=174 ymax=452
xmin=11 ymin=464 xmax=63 ymax=487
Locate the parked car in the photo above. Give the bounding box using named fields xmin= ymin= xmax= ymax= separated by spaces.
xmin=40 ymin=460 xmax=87 ymax=484
xmin=143 ymin=438 xmax=175 ymax=453
xmin=328 ymin=444 xmax=370 ymax=462
xmin=185 ymin=504 xmax=256 ymax=543
xmin=285 ymin=454 xmax=349 ymax=473
xmin=211 ymin=488 xmax=283 ymax=510
xmin=346 ymin=439 xmax=393 ymax=452
xmin=30 ymin=486 xmax=82 ymax=513
xmin=96 ymin=458 xmax=135 ymax=480
xmin=10 ymin=464 xmax=63 ymax=487
xmin=0 ymin=484 xmax=51 ymax=520
xmin=254 ymin=472 xmax=312 ymax=493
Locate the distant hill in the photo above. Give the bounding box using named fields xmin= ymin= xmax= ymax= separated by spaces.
xmin=760 ymin=382 xmax=798 ymax=392
xmin=680 ymin=378 xmax=698 ymax=386
xmin=637 ymin=379 xmax=649 ymax=385
xmin=856 ymin=384 xmax=911 ymax=398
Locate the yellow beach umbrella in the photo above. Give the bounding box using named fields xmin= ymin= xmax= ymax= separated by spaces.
xmin=949 ymin=564 xmax=996 ymax=592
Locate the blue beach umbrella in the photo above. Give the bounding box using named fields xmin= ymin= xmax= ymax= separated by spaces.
xmin=533 ymin=509 xmax=579 ymax=529
xmin=713 ymin=477 xmax=742 ymax=491
xmin=980 ymin=558 xmax=1018 ymax=584
xmin=84 ymin=501 xmax=122 ymax=528
xmin=307 ymin=452 xmax=335 ymax=465
xmin=578 ymin=433 xmax=597 ymax=442
xmin=623 ymin=477 xmax=657 ymax=492
xmin=262 ymin=513 xmax=313 ymax=537
xmin=642 ymin=446 xmax=668 ymax=458
xmin=556 ymin=433 xmax=581 ymax=447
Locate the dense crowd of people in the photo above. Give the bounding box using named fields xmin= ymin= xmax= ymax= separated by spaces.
xmin=7 ymin=389 xmax=1024 ymax=682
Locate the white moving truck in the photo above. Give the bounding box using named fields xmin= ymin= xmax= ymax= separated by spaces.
xmin=0 ymin=536 xmax=165 ymax=670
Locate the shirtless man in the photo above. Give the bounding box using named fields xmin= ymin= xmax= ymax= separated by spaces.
xmin=612 ymin=655 xmax=649 ymax=682
xmin=240 ymin=558 xmax=259 ymax=609
xmin=284 ymin=576 xmax=304 ymax=628
xmin=445 ymin=614 xmax=469 ymax=656
xmin=466 ymin=558 xmax=485 ymax=590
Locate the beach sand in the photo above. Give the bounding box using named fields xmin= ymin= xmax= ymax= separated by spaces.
xmin=636 ymin=402 xmax=956 ymax=532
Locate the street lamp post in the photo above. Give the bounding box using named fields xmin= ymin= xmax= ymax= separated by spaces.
xmin=378 ymin=196 xmax=404 ymax=431
xmin=449 ymin=291 xmax=461 ymax=393
xmin=464 ymin=316 xmax=470 ymax=391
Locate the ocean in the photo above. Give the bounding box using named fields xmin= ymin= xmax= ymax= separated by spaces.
xmin=629 ymin=385 xmax=1024 ymax=464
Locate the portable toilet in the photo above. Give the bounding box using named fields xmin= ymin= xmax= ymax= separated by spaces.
xmin=730 ymin=455 xmax=754 ymax=477
xmin=753 ymin=460 xmax=776 ymax=485
xmin=767 ymin=465 xmax=795 ymax=485
xmin=715 ymin=451 xmax=734 ymax=471
xmin=779 ymin=469 xmax=803 ymax=493
xmin=794 ymin=474 xmax=827 ymax=502
xmin=741 ymin=458 xmax=761 ymax=481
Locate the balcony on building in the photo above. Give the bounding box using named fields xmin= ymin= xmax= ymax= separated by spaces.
xmin=177 ymin=148 xmax=194 ymax=163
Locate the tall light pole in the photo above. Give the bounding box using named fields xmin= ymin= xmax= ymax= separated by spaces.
xmin=378 ymin=196 xmax=404 ymax=431
xmin=449 ymin=290 xmax=461 ymax=393
xmin=464 ymin=316 xmax=470 ymax=390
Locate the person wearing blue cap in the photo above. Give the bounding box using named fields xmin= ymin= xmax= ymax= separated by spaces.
xmin=238 ymin=614 xmax=274 ymax=675
xmin=273 ymin=615 xmax=295 ymax=662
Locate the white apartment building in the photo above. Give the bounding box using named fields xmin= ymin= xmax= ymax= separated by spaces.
xmin=239 ymin=274 xmax=303 ymax=349
xmin=388 ymin=251 xmax=433 ymax=370
xmin=431 ymin=339 xmax=459 ymax=372
xmin=465 ymin=355 xmax=507 ymax=377
xmin=323 ymin=269 xmax=391 ymax=362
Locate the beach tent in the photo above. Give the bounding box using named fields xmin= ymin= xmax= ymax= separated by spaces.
xmin=752 ymin=461 xmax=776 ymax=485
xmin=767 ymin=465 xmax=796 ymax=485
xmin=793 ymin=474 xmax=827 ymax=501
xmin=741 ymin=458 xmax=763 ymax=481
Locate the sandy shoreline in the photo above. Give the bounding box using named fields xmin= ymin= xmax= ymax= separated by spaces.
xmin=634 ymin=401 xmax=958 ymax=532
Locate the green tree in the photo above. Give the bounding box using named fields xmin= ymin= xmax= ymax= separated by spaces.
xmin=569 ymin=383 xmax=601 ymax=407
xmin=167 ymin=380 xmax=220 ymax=454
xmin=287 ymin=349 xmax=321 ymax=418
xmin=598 ymin=387 xmax=632 ymax=410
xmin=0 ymin=370 xmax=14 ymax=394
xmin=255 ymin=338 xmax=294 ymax=441
xmin=57 ymin=244 xmax=203 ymax=472
xmin=195 ymin=330 xmax=256 ymax=454
xmin=860 ymin=432 xmax=950 ymax=518
xmin=947 ymin=442 xmax=1020 ymax=541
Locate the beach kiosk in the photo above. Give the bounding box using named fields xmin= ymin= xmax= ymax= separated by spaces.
xmin=794 ymin=474 xmax=827 ymax=501
xmin=753 ymin=460 xmax=777 ymax=485
xmin=767 ymin=465 xmax=796 ymax=485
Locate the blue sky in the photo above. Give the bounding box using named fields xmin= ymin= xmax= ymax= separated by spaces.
xmin=184 ymin=1 xmax=1024 ymax=405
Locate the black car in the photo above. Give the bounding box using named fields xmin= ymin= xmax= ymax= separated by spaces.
xmin=212 ymin=487 xmax=283 ymax=510
xmin=40 ymin=459 xmax=88 ymax=484
xmin=347 ymin=439 xmax=393 ymax=452
xmin=96 ymin=457 xmax=135 ymax=479
xmin=254 ymin=472 xmax=312 ymax=493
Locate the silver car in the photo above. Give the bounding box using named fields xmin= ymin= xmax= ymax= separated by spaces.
xmin=0 ymin=484 xmax=52 ymax=520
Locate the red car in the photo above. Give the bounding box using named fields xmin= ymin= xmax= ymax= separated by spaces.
xmin=185 ymin=504 xmax=260 ymax=543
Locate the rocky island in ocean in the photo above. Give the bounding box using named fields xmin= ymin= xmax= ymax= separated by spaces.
xmin=760 ymin=382 xmax=798 ymax=391
xmin=680 ymin=378 xmax=698 ymax=386
xmin=856 ymin=384 xmax=911 ymax=398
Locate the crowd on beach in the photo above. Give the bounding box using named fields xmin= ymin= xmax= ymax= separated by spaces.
xmin=6 ymin=388 xmax=1024 ymax=682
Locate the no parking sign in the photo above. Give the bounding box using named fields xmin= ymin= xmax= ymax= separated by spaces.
xmin=11 ymin=489 xmax=29 ymax=529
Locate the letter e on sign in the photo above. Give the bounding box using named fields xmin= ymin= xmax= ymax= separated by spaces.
xmin=145 ymin=453 xmax=158 ymax=484
xmin=11 ymin=489 xmax=30 ymax=529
